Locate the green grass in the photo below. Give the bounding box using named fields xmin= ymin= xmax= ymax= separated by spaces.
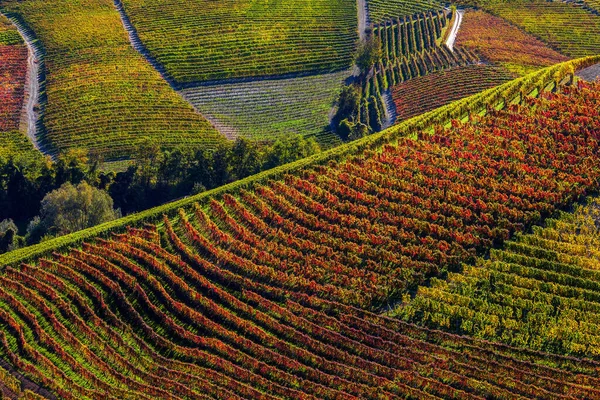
xmin=0 ymin=0 xmax=225 ymax=161
xmin=121 ymin=0 xmax=358 ymax=84
xmin=367 ymin=0 xmax=444 ymax=24
xmin=181 ymin=71 xmax=347 ymax=147
xmin=478 ymin=0 xmax=600 ymax=59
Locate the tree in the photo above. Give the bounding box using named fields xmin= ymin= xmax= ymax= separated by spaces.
xmin=38 ymin=181 xmax=120 ymax=236
xmin=355 ymin=36 xmax=382 ymax=75
xmin=333 ymin=85 xmax=361 ymax=132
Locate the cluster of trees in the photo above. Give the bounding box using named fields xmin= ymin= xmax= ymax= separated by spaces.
xmin=0 ymin=136 xmax=320 ymax=252
xmin=332 ymin=36 xmax=383 ymax=141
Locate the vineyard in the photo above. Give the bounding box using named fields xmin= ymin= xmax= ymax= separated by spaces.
xmin=0 ymin=68 xmax=598 ymax=397
xmin=367 ymin=0 xmax=443 ymax=24
xmin=455 ymin=10 xmax=568 ymax=75
xmin=1 ymin=0 xmax=600 ymax=397
xmin=399 ymin=197 xmax=600 ymax=359
xmin=119 ymin=0 xmax=357 ymax=84
xmin=0 ymin=0 xmax=225 ymax=160
xmin=181 ymin=71 xmax=347 ymax=146
xmin=476 ymin=0 xmax=600 ymax=58
xmin=0 ymin=14 xmax=39 ymax=161
xmin=392 ymin=65 xmax=514 ymax=121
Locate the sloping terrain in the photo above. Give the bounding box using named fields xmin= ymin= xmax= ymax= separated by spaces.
xmin=455 ymin=10 xmax=568 ymax=75
xmin=400 ymin=197 xmax=600 ymax=359
xmin=119 ymin=0 xmax=357 ymax=84
xmin=0 ymin=14 xmax=39 ymax=162
xmin=476 ymin=0 xmax=600 ymax=59
xmin=392 ymin=65 xmax=514 ymax=121
xmin=181 ymin=71 xmax=347 ymax=146
xmin=0 ymin=62 xmax=599 ymax=397
xmin=0 ymin=0 xmax=225 ymax=160
xmin=368 ymin=0 xmax=443 ymax=24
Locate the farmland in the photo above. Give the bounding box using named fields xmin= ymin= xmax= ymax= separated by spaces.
xmin=181 ymin=71 xmax=347 ymax=146
xmin=392 ymin=65 xmax=514 ymax=121
xmin=120 ymin=0 xmax=358 ymax=84
xmin=476 ymin=0 xmax=600 ymax=58
xmin=455 ymin=10 xmax=568 ymax=75
xmin=0 ymin=14 xmax=39 ymax=162
xmin=0 ymin=0 xmax=224 ymax=160
xmin=400 ymin=197 xmax=600 ymax=358
xmin=1 ymin=0 xmax=600 ymax=398
xmin=0 ymin=62 xmax=600 ymax=397
xmin=368 ymin=0 xmax=443 ymax=24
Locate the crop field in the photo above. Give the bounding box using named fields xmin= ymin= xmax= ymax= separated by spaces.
xmin=392 ymin=65 xmax=514 ymax=121
xmin=480 ymin=0 xmax=600 ymax=58
xmin=0 ymin=73 xmax=599 ymax=397
xmin=181 ymin=71 xmax=348 ymax=146
xmin=368 ymin=0 xmax=444 ymax=24
xmin=0 ymin=0 xmax=225 ymax=161
xmin=120 ymin=0 xmax=357 ymax=84
xmin=2 ymin=0 xmax=600 ymax=397
xmin=455 ymin=10 xmax=568 ymax=75
xmin=0 ymin=14 xmax=39 ymax=162
xmin=400 ymin=197 xmax=600 ymax=358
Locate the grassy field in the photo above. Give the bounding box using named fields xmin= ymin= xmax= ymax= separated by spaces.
xmin=120 ymin=0 xmax=357 ymax=84
xmin=181 ymin=72 xmax=347 ymax=147
xmin=456 ymin=10 xmax=568 ymax=76
xmin=0 ymin=0 xmax=225 ymax=161
xmin=0 ymin=14 xmax=40 ymax=162
xmin=478 ymin=0 xmax=600 ymax=59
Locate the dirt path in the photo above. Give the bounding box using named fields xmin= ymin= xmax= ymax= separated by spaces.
xmin=4 ymin=14 xmax=42 ymax=151
xmin=381 ymin=90 xmax=397 ymax=129
xmin=576 ymin=63 xmax=600 ymax=81
xmin=445 ymin=9 xmax=464 ymax=52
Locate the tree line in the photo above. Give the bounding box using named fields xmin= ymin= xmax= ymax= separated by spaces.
xmin=0 ymin=136 xmax=320 ymax=253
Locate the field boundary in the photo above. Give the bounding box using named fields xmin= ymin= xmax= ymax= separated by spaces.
xmin=1 ymin=56 xmax=598 ymax=267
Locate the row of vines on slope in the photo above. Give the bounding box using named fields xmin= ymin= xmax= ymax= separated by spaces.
xmin=120 ymin=0 xmax=357 ymax=84
xmin=464 ymin=0 xmax=600 ymax=58
xmin=0 ymin=14 xmax=39 ymax=162
xmin=399 ymin=197 xmax=600 ymax=359
xmin=0 ymin=0 xmax=224 ymax=160
xmin=349 ymin=8 xmax=480 ymax=135
xmin=1 ymin=81 xmax=600 ymax=398
xmin=391 ymin=64 xmax=514 ymax=122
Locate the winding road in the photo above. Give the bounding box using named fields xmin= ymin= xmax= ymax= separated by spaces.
xmin=576 ymin=63 xmax=600 ymax=82
xmin=445 ymin=9 xmax=464 ymax=52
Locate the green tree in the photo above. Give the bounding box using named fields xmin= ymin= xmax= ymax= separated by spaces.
xmin=38 ymin=181 xmax=120 ymax=236
xmin=355 ymin=36 xmax=382 ymax=75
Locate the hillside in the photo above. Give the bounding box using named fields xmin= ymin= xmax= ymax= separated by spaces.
xmin=1 ymin=0 xmax=600 ymax=398
xmin=0 ymin=15 xmax=39 ymax=162
xmin=0 ymin=0 xmax=225 ymax=160
xmin=0 ymin=60 xmax=599 ymax=397
xmin=119 ymin=0 xmax=358 ymax=84
xmin=399 ymin=197 xmax=600 ymax=358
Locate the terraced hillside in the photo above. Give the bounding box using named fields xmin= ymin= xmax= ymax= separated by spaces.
xmin=455 ymin=10 xmax=568 ymax=75
xmin=476 ymin=0 xmax=600 ymax=58
xmin=392 ymin=65 xmax=514 ymax=121
xmin=120 ymin=0 xmax=357 ymax=84
xmin=0 ymin=15 xmax=39 ymax=161
xmin=0 ymin=63 xmax=599 ymax=397
xmin=181 ymin=72 xmax=347 ymax=146
xmin=0 ymin=0 xmax=224 ymax=160
xmin=368 ymin=0 xmax=443 ymax=24
xmin=399 ymin=197 xmax=600 ymax=359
